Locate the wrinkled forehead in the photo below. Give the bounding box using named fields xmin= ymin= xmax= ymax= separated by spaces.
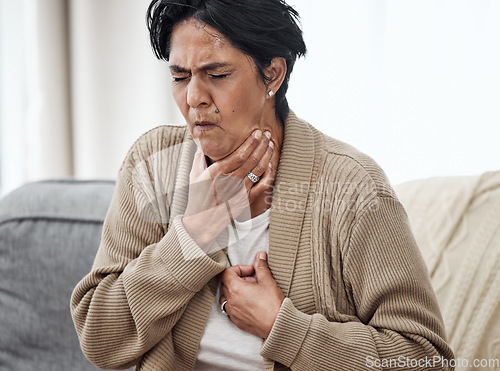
xmin=169 ymin=17 xmax=252 ymax=69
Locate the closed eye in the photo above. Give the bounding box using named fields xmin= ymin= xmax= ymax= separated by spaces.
xmin=210 ymin=74 xmax=228 ymax=79
xmin=173 ymin=77 xmax=188 ymax=82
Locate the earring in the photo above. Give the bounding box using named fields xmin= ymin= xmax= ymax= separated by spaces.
xmin=268 ymin=91 xmax=274 ymax=97
xmin=215 ymin=108 xmax=220 ymax=114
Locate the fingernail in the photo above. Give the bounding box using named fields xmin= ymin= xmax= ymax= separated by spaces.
xmin=259 ymin=252 xmax=266 ymax=260
xmin=269 ymin=141 xmax=274 ymax=149
xmin=264 ymin=131 xmax=271 ymax=139
xmin=254 ymin=130 xmax=262 ymax=140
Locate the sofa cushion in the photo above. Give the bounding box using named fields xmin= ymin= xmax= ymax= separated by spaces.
xmin=0 ymin=180 xmax=115 ymax=371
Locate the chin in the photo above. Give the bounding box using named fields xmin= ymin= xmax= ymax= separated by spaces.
xmin=197 ymin=136 xmax=241 ymax=163
xmin=199 ymin=143 xmax=229 ymax=163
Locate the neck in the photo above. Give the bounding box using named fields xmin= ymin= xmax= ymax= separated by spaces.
xmin=259 ymin=106 xmax=284 ymax=148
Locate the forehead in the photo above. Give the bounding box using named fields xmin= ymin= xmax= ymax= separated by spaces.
xmin=169 ymin=18 xmax=247 ymax=68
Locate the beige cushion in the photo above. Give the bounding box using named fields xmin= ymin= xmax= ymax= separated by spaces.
xmin=395 ymin=171 xmax=500 ymax=370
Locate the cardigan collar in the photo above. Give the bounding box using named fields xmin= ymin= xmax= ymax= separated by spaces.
xmin=170 ymin=111 xmax=315 ymax=296
xmin=268 ymin=111 xmax=315 ymax=296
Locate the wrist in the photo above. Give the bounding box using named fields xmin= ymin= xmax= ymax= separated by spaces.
xmin=182 ymin=203 xmax=231 ymax=251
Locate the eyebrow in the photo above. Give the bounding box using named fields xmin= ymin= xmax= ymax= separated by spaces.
xmin=169 ymin=62 xmax=231 ymax=73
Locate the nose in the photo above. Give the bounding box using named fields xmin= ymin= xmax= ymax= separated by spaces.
xmin=186 ymin=76 xmax=211 ymax=109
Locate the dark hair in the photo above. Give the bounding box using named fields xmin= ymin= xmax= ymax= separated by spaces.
xmin=146 ymin=0 xmax=306 ymax=122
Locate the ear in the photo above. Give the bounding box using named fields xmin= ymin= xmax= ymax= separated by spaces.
xmin=265 ymin=57 xmax=287 ymax=98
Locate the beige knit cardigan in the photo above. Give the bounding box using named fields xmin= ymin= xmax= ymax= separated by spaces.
xmin=71 ymin=112 xmax=454 ymax=370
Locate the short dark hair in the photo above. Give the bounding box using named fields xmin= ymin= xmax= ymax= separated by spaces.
xmin=146 ymin=0 xmax=306 ymax=122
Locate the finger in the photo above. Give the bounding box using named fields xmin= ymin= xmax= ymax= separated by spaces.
xmin=242 ymin=276 xmax=258 ymax=283
xmin=220 ymin=264 xmax=255 ymax=300
xmin=228 ymin=264 xmax=255 ymax=277
xmin=233 ymin=131 xmax=272 ymax=179
xmin=221 ymin=282 xmax=229 ymax=302
xmin=248 ymin=157 xmax=276 ymax=203
xmin=215 ymin=130 xmax=270 ymax=180
xmin=254 ymin=251 xmax=272 ymax=282
xmin=210 ymin=130 xmax=263 ymax=176
xmin=221 ymin=265 xmax=255 ymax=284
xmin=243 ymin=138 xmax=274 ymax=188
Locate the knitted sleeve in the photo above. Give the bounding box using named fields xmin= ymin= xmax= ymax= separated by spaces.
xmin=70 ymin=130 xmax=226 ymax=369
xmin=261 ymin=196 xmax=455 ymax=370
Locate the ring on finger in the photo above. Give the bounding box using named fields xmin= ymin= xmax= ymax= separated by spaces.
xmin=221 ymin=299 xmax=229 ymax=315
xmin=247 ymin=172 xmax=260 ymax=183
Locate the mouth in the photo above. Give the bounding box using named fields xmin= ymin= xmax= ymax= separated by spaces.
xmin=194 ymin=121 xmax=218 ymax=132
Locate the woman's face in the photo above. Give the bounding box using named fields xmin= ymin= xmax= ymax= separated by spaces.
xmin=169 ymin=18 xmax=270 ymax=161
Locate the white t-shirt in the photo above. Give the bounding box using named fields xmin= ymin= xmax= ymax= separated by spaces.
xmin=193 ymin=209 xmax=271 ymax=370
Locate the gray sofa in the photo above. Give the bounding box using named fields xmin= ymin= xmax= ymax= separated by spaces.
xmin=0 ymin=180 xmax=115 ymax=371
xmin=1 ymin=173 xmax=499 ymax=370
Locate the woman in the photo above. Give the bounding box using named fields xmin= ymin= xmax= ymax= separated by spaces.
xmin=71 ymin=0 xmax=454 ymax=369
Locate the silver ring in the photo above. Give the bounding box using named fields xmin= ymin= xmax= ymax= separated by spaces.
xmin=247 ymin=172 xmax=260 ymax=183
xmin=221 ymin=299 xmax=228 ymax=315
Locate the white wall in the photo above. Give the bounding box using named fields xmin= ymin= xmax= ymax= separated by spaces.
xmin=287 ymin=0 xmax=500 ymax=185
xmin=1 ymin=0 xmax=499 ymax=196
xmin=69 ymin=0 xmax=182 ymax=179
xmin=0 ymin=0 xmax=30 ymax=195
